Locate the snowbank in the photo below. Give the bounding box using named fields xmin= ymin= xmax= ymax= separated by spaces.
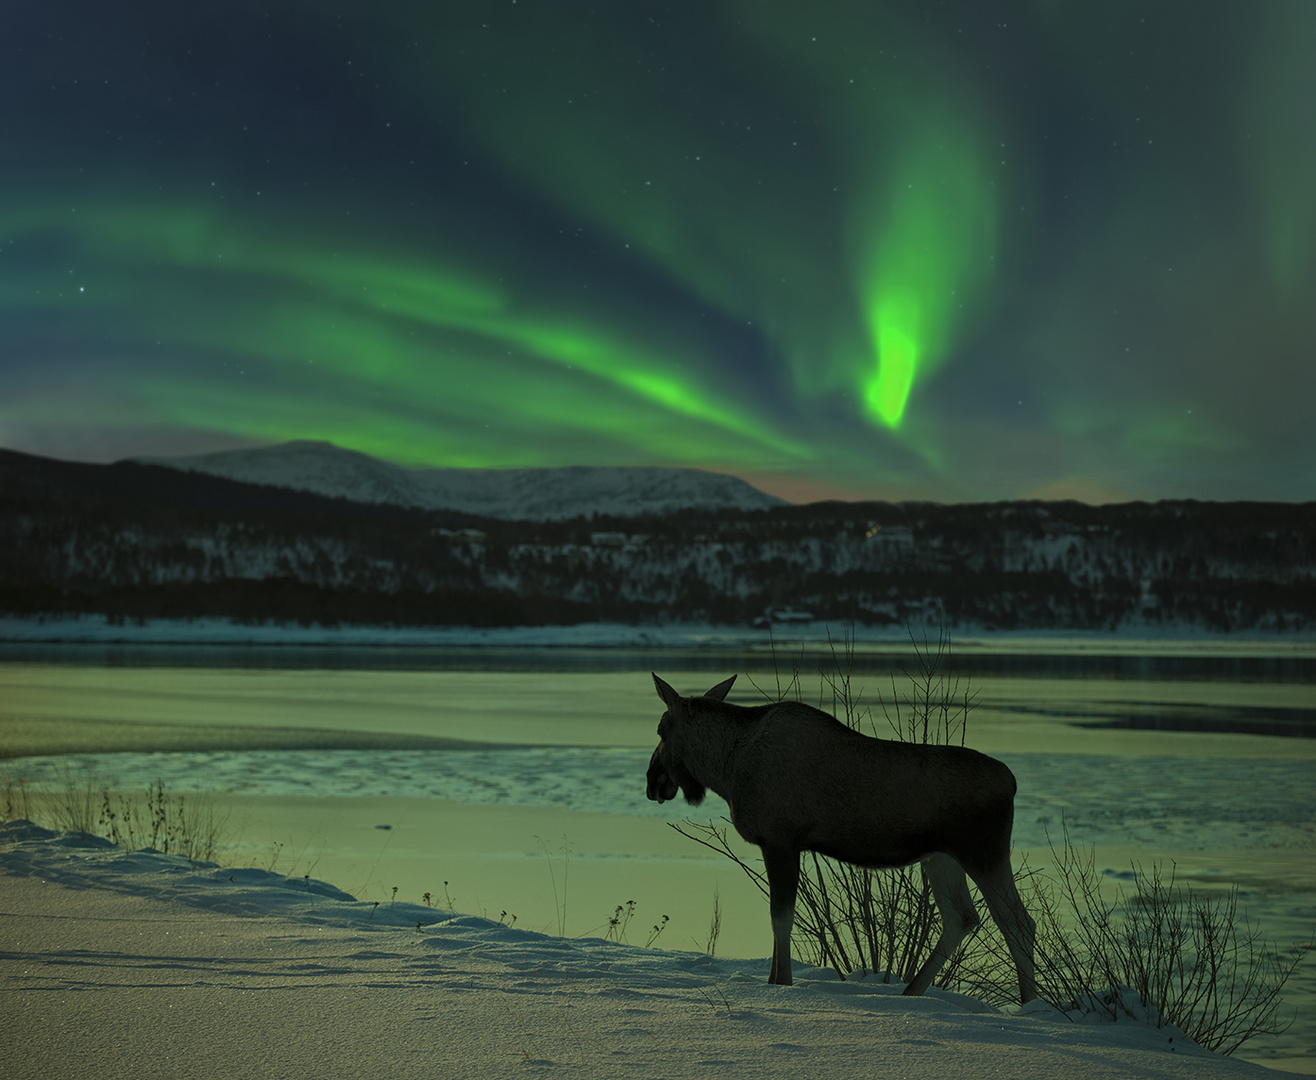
xmin=0 ymin=820 xmax=1284 ymax=1079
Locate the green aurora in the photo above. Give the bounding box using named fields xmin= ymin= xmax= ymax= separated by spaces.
xmin=1 ymin=1 xmax=1312 ymax=502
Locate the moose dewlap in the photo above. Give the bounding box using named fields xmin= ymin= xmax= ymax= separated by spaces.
xmin=646 ymin=673 xmax=1037 ymax=1002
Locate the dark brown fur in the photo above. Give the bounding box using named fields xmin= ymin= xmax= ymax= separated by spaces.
xmin=646 ymin=673 xmax=1037 ymax=1001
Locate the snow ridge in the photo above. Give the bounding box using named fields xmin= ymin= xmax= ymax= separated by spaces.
xmin=132 ymin=441 xmax=785 ymax=520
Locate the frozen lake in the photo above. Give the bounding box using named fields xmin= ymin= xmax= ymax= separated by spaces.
xmin=1 ymin=640 xmax=1313 ymax=1071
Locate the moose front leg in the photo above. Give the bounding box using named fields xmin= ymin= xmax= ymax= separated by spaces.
xmin=761 ymin=846 xmax=800 ymax=985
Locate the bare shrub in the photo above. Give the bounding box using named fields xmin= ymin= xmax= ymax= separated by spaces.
xmin=1 ymin=768 xmax=227 ymax=865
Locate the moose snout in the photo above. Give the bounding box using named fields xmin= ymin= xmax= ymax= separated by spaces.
xmin=646 ymin=746 xmax=678 ymax=803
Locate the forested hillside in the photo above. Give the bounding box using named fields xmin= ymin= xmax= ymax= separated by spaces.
xmin=3 ymin=451 xmax=1312 ymax=633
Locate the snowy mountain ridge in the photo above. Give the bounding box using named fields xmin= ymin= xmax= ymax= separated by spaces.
xmin=131 ymin=440 xmax=785 ymax=520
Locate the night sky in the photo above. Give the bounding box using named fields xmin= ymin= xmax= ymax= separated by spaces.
xmin=3 ymin=1 xmax=1312 ymax=504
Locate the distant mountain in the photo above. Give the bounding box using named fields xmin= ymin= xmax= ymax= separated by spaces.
xmin=132 ymin=441 xmax=786 ymax=521
xmin=0 ymin=446 xmax=437 ymax=521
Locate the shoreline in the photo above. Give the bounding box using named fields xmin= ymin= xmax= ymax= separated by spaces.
xmin=3 ymin=614 xmax=1315 ymax=655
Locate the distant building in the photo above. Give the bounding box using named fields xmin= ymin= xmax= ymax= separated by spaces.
xmin=865 ymin=524 xmax=914 ymax=545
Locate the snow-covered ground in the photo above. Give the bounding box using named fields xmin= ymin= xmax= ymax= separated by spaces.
xmin=0 ymin=818 xmax=1284 ymax=1079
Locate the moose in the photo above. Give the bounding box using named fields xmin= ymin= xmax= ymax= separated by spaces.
xmin=645 ymin=673 xmax=1037 ymax=1002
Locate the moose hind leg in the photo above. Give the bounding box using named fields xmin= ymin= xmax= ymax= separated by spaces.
xmin=903 ymin=853 xmax=979 ymax=997
xmin=974 ymin=858 xmax=1038 ymax=1004
xmin=760 ymin=846 xmax=800 ymax=986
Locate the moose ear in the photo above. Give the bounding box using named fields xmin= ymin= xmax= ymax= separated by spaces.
xmin=652 ymin=673 xmax=682 ymax=709
xmin=703 ymin=675 xmax=736 ymax=701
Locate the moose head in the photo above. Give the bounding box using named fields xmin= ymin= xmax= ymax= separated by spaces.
xmin=645 ymin=673 xmax=736 ymax=806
